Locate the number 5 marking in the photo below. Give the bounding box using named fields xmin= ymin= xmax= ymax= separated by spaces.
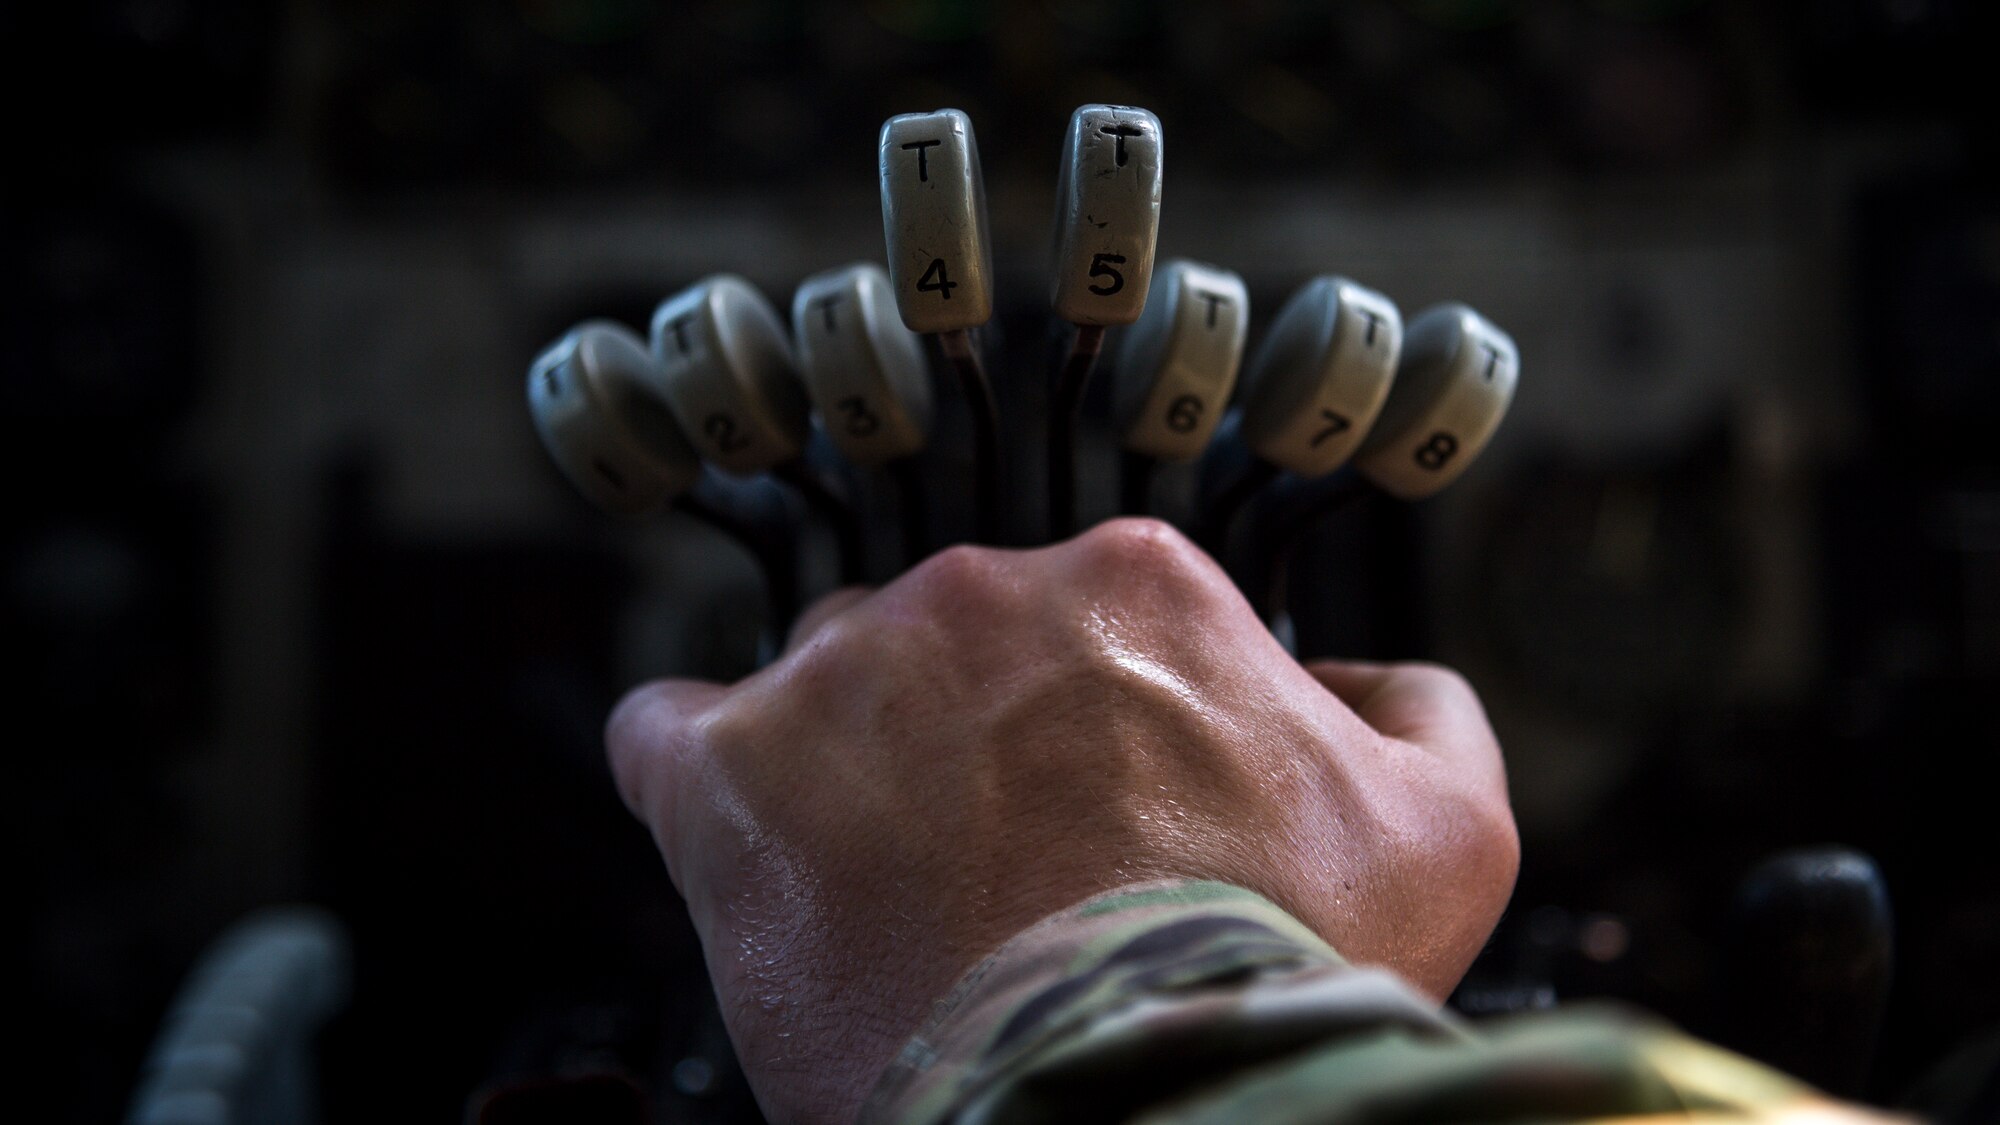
xmin=1087 ymin=253 xmax=1126 ymax=296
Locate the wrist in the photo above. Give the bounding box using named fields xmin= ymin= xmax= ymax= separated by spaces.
xmin=865 ymin=879 xmax=1455 ymax=1122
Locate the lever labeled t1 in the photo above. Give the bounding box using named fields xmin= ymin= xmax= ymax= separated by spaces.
xmin=528 ymin=320 xmax=700 ymax=517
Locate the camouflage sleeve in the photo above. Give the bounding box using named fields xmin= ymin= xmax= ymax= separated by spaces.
xmin=861 ymin=879 xmax=1903 ymax=1125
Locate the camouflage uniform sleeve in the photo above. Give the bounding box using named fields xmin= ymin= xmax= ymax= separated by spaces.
xmin=861 ymin=879 xmax=1904 ymax=1125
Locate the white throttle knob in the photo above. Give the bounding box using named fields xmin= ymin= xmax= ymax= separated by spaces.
xmin=1115 ymin=259 xmax=1248 ymax=461
xmin=1353 ymin=302 xmax=1518 ymax=500
xmin=527 ymin=320 xmax=700 ymax=517
xmin=1238 ymin=275 xmax=1403 ymax=478
xmin=647 ymin=274 xmax=810 ymax=476
xmin=1051 ymin=104 xmax=1163 ymax=327
xmin=878 ymin=108 xmax=994 ymax=333
xmin=791 ymin=262 xmax=933 ymax=466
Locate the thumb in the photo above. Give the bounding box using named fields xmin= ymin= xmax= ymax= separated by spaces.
xmin=1305 ymin=658 xmax=1504 ymax=784
xmin=605 ymin=677 xmax=727 ymax=870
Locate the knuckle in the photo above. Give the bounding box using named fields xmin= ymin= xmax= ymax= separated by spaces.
xmin=1075 ymin=517 xmax=1214 ymax=585
xmin=901 ymin=542 xmax=1009 ymax=609
xmin=696 ymin=693 xmax=759 ymax=755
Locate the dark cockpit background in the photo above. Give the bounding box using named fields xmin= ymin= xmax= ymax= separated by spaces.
xmin=7 ymin=2 xmax=1996 ymax=1121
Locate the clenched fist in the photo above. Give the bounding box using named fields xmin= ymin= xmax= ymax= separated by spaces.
xmin=607 ymin=519 xmax=1518 ymax=1122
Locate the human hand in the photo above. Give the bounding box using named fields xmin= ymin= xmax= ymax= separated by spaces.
xmin=606 ymin=518 xmax=1518 ymax=1122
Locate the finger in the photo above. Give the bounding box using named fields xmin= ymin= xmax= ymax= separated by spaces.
xmin=783 ymin=585 xmax=874 ymax=658
xmin=604 ymin=677 xmax=727 ymax=868
xmin=1305 ymin=659 xmax=1502 ymax=779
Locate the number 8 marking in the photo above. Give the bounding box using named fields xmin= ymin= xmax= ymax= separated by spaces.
xmin=1414 ymin=431 xmax=1458 ymax=471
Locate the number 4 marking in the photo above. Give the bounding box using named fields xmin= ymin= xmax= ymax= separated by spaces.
xmin=917 ymin=258 xmax=957 ymax=300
